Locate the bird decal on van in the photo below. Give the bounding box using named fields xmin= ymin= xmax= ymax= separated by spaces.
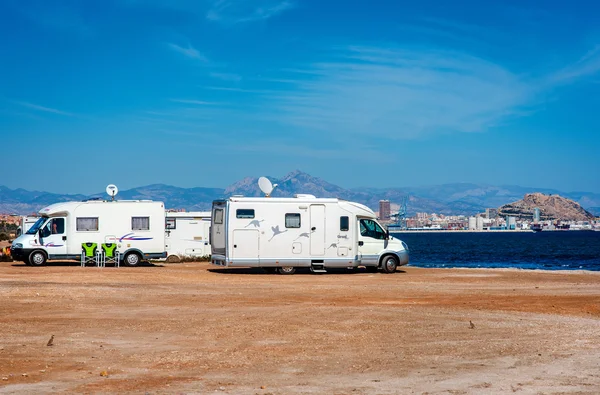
xmin=245 ymin=219 xmax=265 ymax=228
xmin=294 ymin=232 xmax=309 ymax=240
xmin=268 ymin=225 xmax=288 ymax=241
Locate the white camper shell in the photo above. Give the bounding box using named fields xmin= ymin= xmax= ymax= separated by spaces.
xmin=210 ymin=196 xmax=409 ymax=274
xmin=165 ymin=211 xmax=211 ymax=262
xmin=16 ymin=216 xmax=40 ymax=237
xmin=11 ymin=199 xmax=167 ymax=266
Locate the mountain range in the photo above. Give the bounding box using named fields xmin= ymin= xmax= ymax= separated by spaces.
xmin=1 ymin=170 xmax=599 ymax=218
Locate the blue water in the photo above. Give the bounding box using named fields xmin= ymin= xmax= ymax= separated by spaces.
xmin=391 ymin=231 xmax=600 ymax=271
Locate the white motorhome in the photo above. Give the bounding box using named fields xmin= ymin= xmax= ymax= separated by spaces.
xmin=165 ymin=211 xmax=211 ymax=262
xmin=16 ymin=216 xmax=39 ymax=237
xmin=11 ymin=199 xmax=167 ymax=266
xmin=210 ymin=195 xmax=409 ymax=274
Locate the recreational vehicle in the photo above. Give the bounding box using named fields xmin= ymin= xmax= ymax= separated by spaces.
xmin=11 ymin=199 xmax=167 ymax=266
xmin=16 ymin=216 xmax=39 ymax=237
xmin=165 ymin=211 xmax=211 ymax=262
xmin=210 ymin=195 xmax=409 ymax=274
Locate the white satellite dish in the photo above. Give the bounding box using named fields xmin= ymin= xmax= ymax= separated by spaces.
xmin=106 ymin=184 xmax=119 ymax=201
xmin=258 ymin=177 xmax=277 ymax=197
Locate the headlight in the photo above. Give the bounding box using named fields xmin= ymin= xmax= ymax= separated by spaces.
xmin=12 ymin=243 xmax=23 ymax=249
xmin=401 ymin=241 xmax=409 ymax=251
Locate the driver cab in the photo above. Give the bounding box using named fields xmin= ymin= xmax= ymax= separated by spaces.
xmin=357 ymin=218 xmax=389 ymax=265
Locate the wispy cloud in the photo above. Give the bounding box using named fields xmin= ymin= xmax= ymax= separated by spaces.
xmin=206 ymin=0 xmax=293 ymax=24
xmin=255 ymin=46 xmax=531 ymax=138
xmin=209 ymin=72 xmax=242 ymax=82
xmin=167 ymin=43 xmax=209 ymax=62
xmin=12 ymin=100 xmax=74 ymax=116
xmin=548 ymin=44 xmax=600 ymax=84
xmin=169 ymin=98 xmax=218 ymax=105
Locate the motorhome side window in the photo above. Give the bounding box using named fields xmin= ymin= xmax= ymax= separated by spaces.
xmin=340 ymin=216 xmax=349 ymax=231
xmin=285 ymin=213 xmax=301 ymax=228
xmin=214 ymin=209 xmax=223 ymax=224
xmin=132 ymin=217 xmax=150 ymax=231
xmin=236 ymin=209 xmax=255 ymax=219
xmin=165 ymin=218 xmax=176 ymax=230
xmin=359 ymin=219 xmax=386 ymax=240
xmin=76 ymin=217 xmax=99 ymax=232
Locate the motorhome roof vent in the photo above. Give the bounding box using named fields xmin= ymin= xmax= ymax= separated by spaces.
xmin=294 ymin=194 xmax=316 ymax=199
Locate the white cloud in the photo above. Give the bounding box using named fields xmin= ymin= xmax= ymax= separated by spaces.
xmin=209 ymin=72 xmax=242 ymax=82
xmin=167 ymin=43 xmax=209 ymax=62
xmin=259 ymin=46 xmax=531 ymax=139
xmin=548 ymin=44 xmax=600 ymax=84
xmin=169 ymin=98 xmax=218 ymax=105
xmin=206 ymin=0 xmax=293 ymax=24
xmin=12 ymin=100 xmax=74 ymax=116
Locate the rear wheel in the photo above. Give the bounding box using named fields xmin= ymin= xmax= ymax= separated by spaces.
xmin=277 ymin=266 xmax=296 ymax=275
xmin=29 ymin=250 xmax=47 ymax=267
xmin=381 ymin=255 xmax=398 ymax=274
xmin=166 ymin=254 xmax=181 ymax=263
xmin=124 ymin=252 xmax=142 ymax=267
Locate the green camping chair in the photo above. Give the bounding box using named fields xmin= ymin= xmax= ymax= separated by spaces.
xmin=101 ymin=243 xmax=119 ymax=268
xmin=81 ymin=242 xmax=98 ymax=267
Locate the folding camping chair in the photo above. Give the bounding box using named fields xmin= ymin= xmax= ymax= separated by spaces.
xmin=101 ymin=243 xmax=119 ymax=268
xmin=81 ymin=242 xmax=99 ymax=267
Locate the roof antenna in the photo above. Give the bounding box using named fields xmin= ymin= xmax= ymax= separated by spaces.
xmin=258 ymin=177 xmax=277 ymax=197
xmin=106 ymin=184 xmax=119 ymax=201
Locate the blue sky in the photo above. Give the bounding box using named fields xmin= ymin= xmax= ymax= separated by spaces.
xmin=1 ymin=0 xmax=600 ymax=194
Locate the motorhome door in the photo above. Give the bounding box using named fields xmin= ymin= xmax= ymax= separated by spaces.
xmin=211 ymin=201 xmax=227 ymax=257
xmin=357 ymin=219 xmax=386 ymax=265
xmin=310 ymin=205 xmax=326 ymax=255
xmin=39 ymin=217 xmax=68 ymax=256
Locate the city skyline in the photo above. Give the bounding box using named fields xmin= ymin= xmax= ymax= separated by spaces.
xmin=1 ymin=0 xmax=600 ymax=194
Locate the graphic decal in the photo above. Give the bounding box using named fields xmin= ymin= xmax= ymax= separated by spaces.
xmin=115 ymin=233 xmax=154 ymax=242
xmin=328 ymin=243 xmax=338 ymax=249
xmin=245 ymin=219 xmax=264 ymax=228
xmin=268 ymin=225 xmax=288 ymax=241
xmin=44 ymin=242 xmax=64 ymax=247
xmin=294 ymin=232 xmax=309 ymax=240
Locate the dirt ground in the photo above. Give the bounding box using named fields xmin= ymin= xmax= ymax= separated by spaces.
xmin=1 ymin=261 xmax=599 ymax=394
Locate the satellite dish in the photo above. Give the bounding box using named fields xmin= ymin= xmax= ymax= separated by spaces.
xmin=106 ymin=184 xmax=119 ymax=201
xmin=258 ymin=177 xmax=277 ymax=197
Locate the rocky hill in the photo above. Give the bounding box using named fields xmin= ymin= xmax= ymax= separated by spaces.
xmin=498 ymin=193 xmax=595 ymax=221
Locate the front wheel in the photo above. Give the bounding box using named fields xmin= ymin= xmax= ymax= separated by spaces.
xmin=277 ymin=266 xmax=296 ymax=275
xmin=124 ymin=252 xmax=142 ymax=267
xmin=381 ymin=255 xmax=398 ymax=274
xmin=29 ymin=250 xmax=47 ymax=267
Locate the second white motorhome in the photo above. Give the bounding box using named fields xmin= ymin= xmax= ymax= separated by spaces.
xmin=210 ymin=195 xmax=409 ymax=274
xmin=16 ymin=216 xmax=39 ymax=237
xmin=11 ymin=199 xmax=167 ymax=266
xmin=165 ymin=211 xmax=211 ymax=262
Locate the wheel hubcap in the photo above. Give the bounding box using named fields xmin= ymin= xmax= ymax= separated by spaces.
xmin=386 ymin=259 xmax=395 ymax=270
xmin=33 ymin=254 xmax=43 ymax=264
xmin=128 ymin=255 xmax=138 ymax=264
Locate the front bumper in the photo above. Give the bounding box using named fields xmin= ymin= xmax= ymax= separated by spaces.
xmin=396 ymin=250 xmax=409 ymax=266
xmin=10 ymin=248 xmax=32 ymax=262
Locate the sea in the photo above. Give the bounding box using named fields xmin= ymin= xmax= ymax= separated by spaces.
xmin=391 ymin=231 xmax=600 ymax=271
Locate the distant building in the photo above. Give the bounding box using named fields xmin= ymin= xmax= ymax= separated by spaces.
xmin=379 ymin=200 xmax=391 ymax=220
xmin=486 ymin=208 xmax=498 ymax=220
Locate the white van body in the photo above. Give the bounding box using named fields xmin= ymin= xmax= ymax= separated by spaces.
xmin=11 ymin=200 xmax=167 ymax=266
xmin=210 ymin=196 xmax=409 ymax=274
xmin=16 ymin=216 xmax=39 ymax=237
xmin=165 ymin=211 xmax=211 ymax=261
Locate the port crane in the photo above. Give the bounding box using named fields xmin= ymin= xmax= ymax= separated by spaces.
xmin=388 ymin=195 xmax=409 ymax=230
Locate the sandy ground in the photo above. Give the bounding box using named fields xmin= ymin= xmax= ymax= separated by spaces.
xmin=1 ymin=261 xmax=599 ymax=394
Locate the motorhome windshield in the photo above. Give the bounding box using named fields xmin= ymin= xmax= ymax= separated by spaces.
xmin=26 ymin=217 xmax=47 ymax=234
